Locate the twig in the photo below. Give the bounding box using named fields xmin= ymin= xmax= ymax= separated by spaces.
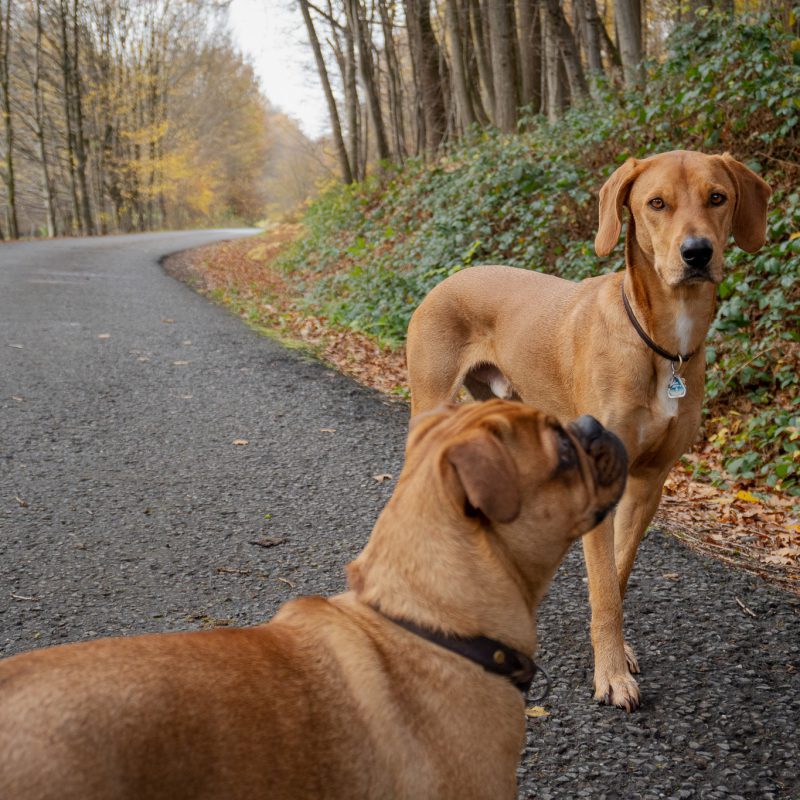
xmin=735 ymin=596 xmax=758 ymax=618
xmin=10 ymin=593 xmax=36 ymax=601
xmin=277 ymin=577 xmax=296 ymax=588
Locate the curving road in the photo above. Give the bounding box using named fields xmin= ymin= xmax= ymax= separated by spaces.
xmin=1 ymin=232 xmax=798 ymax=799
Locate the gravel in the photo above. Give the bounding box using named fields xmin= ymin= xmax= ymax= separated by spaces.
xmin=1 ymin=231 xmax=798 ymax=798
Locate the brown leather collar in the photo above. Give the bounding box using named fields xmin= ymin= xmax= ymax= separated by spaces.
xmin=621 ymin=285 xmax=696 ymax=364
xmin=373 ymin=608 xmax=542 ymax=696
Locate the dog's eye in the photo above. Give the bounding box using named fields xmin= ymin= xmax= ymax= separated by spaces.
xmin=648 ymin=197 xmax=665 ymax=210
xmin=555 ymin=428 xmax=577 ymax=472
xmin=709 ymin=192 xmax=727 ymax=206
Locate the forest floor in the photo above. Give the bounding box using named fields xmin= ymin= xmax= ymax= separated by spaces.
xmin=165 ymin=226 xmax=800 ymax=596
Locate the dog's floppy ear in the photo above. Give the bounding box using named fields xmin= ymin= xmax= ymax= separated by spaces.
xmin=595 ymin=157 xmax=640 ymax=257
xmin=446 ymin=429 xmax=521 ymax=523
xmin=719 ymin=154 xmax=772 ymax=253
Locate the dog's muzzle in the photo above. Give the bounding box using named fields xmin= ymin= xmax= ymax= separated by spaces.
xmin=568 ymin=415 xmax=628 ymax=489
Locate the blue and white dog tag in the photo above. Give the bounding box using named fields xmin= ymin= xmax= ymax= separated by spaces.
xmin=667 ymin=372 xmax=687 ymax=399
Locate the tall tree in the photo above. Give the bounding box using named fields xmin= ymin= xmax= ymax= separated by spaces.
xmin=345 ymin=0 xmax=390 ymax=162
xmin=404 ymin=0 xmax=447 ymax=152
xmin=615 ymin=0 xmax=643 ymax=86
xmin=299 ymin=0 xmax=353 ymax=183
xmin=517 ymin=0 xmax=542 ymax=111
xmin=487 ymin=0 xmax=519 ymax=132
xmin=446 ymin=0 xmax=477 ymax=131
xmin=0 ymin=0 xmax=19 ymax=238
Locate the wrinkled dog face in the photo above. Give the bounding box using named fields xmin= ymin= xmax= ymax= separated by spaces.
xmin=406 ymin=401 xmax=627 ymax=575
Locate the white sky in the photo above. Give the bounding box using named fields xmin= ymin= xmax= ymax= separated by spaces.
xmin=228 ymin=0 xmax=330 ymax=139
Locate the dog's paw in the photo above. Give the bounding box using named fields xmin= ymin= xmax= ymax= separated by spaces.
xmin=624 ymin=641 xmax=640 ymax=674
xmin=593 ymin=670 xmax=641 ymax=712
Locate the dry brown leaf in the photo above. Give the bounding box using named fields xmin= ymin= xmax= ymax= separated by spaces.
xmin=525 ymin=706 xmax=550 ymax=719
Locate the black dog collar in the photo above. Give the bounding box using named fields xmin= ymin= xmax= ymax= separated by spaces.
xmin=374 ymin=609 xmax=545 ymax=696
xmin=622 ymin=285 xmax=696 ymax=364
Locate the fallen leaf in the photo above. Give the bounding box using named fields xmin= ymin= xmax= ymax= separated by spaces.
xmin=232 ymin=439 xmax=249 ymax=446
xmin=373 ymin=473 xmax=393 ymax=482
xmin=661 ymin=572 xmax=680 ymax=580
xmin=250 ymin=536 xmax=286 ymax=548
xmin=736 ymin=490 xmax=760 ymax=503
xmin=14 ymin=496 xmax=28 ymax=508
xmin=525 ymin=706 xmax=550 ymax=719
xmin=162 ymin=318 xmax=176 ymax=324
xmin=320 ymin=428 xmax=337 ymax=433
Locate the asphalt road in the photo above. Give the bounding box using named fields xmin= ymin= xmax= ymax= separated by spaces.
xmin=1 ymin=231 xmax=798 ymax=799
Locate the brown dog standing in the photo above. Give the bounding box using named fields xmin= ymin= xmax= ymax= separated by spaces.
xmin=0 ymin=401 xmax=626 ymax=800
xmin=406 ymin=151 xmax=771 ymax=711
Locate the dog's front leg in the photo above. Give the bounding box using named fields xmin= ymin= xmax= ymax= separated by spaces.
xmin=582 ymin=515 xmax=641 ymax=711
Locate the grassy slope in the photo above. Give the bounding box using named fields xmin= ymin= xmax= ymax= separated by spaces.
xmin=274 ymin=15 xmax=799 ymax=503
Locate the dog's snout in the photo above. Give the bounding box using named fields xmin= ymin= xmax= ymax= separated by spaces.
xmin=570 ymin=415 xmax=604 ymax=444
xmin=568 ymin=416 xmax=627 ymax=490
xmin=680 ymin=236 xmax=714 ymax=270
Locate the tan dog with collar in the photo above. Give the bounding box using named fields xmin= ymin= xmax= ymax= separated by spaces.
xmin=0 ymin=401 xmax=626 ymax=800
xmin=406 ymin=151 xmax=771 ymax=711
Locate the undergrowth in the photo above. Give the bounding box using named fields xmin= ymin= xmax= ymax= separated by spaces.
xmin=272 ymin=13 xmax=799 ymax=497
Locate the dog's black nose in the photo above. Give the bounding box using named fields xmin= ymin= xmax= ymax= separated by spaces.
xmin=680 ymin=237 xmax=713 ymax=269
xmin=571 ymin=415 xmax=605 ymax=444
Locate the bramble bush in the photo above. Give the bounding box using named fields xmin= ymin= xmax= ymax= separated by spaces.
xmin=276 ymin=14 xmax=799 ymax=495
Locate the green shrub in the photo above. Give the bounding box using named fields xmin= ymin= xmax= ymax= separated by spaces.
xmin=277 ymin=13 xmax=799 ymax=493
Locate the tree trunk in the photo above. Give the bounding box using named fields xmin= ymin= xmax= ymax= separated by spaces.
xmin=468 ymin=0 xmax=495 ymax=119
xmin=343 ymin=15 xmax=362 ymax=180
xmin=517 ymin=0 xmax=542 ymax=112
xmin=345 ymin=0 xmax=390 ymax=162
xmin=298 ymin=0 xmax=353 ymax=183
xmin=546 ymin=0 xmax=588 ymax=102
xmin=377 ymin=0 xmax=406 ymax=160
xmin=487 ymin=0 xmax=518 ymax=132
xmin=579 ymin=0 xmax=604 ymax=77
xmin=71 ymin=0 xmax=94 ymax=235
xmin=33 ymin=0 xmax=57 ymax=236
xmin=615 ymin=0 xmax=643 ymax=86
xmin=404 ymin=0 xmax=447 ymax=152
xmin=0 ymin=0 xmax=19 ymax=239
xmin=540 ymin=0 xmax=565 ymax=121
xmin=445 ymin=0 xmax=476 ymax=130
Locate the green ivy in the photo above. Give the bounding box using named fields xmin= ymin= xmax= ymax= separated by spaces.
xmin=277 ymin=14 xmax=799 ymax=494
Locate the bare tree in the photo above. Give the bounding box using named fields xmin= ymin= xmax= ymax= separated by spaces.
xmin=0 ymin=0 xmax=19 ymax=238
xmin=345 ymin=0 xmax=390 ymax=162
xmin=299 ymin=0 xmax=353 ymax=183
xmin=488 ymin=0 xmax=519 ymax=132
xmin=615 ymin=0 xmax=643 ymax=86
xmin=404 ymin=0 xmax=447 ymax=152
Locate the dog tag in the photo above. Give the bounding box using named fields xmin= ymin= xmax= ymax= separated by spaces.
xmin=667 ymin=373 xmax=687 ymax=399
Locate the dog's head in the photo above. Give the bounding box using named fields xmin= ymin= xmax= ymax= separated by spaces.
xmin=353 ymin=401 xmax=626 ymax=601
xmin=406 ymin=400 xmax=626 ymax=537
xmin=595 ymin=150 xmax=771 ymax=287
